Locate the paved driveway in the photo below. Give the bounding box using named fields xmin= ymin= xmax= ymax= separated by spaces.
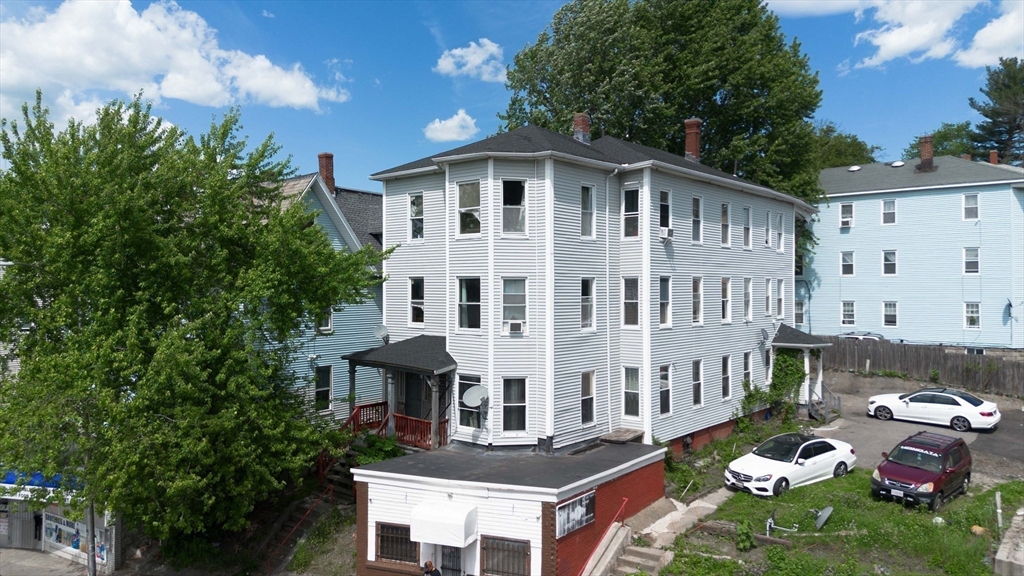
xmin=0 ymin=549 xmax=86 ymax=576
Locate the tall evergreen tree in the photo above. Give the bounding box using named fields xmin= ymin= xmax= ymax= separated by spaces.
xmin=969 ymin=57 xmax=1024 ymax=166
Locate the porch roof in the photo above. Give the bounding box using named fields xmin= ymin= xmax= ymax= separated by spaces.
xmin=771 ymin=324 xmax=831 ymax=349
xmin=342 ymin=334 xmax=456 ymax=375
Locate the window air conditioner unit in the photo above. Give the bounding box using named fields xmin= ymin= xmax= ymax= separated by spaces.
xmin=659 ymin=227 xmax=674 ymax=241
xmin=509 ymin=321 xmax=523 ymax=335
xmin=840 ymin=219 xmax=851 ymax=228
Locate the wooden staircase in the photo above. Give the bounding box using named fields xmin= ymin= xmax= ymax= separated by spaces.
xmin=808 ymin=382 xmax=842 ymax=424
xmin=261 ymin=491 xmax=335 ymax=574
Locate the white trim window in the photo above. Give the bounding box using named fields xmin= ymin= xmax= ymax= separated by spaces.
xmin=692 ymin=360 xmax=703 ymax=407
xmin=965 ymin=302 xmax=981 ymax=329
xmin=660 ymin=190 xmax=671 ymax=230
xmin=841 ymin=251 xmax=855 ymax=276
xmin=964 ymin=247 xmax=980 ymax=274
xmin=581 ymin=185 xmax=595 ymax=238
xmin=623 ymin=277 xmax=639 ymax=326
xmin=795 ymin=300 xmax=805 ymax=325
xmin=623 ymin=367 xmax=640 ymax=417
xmin=410 ymin=277 xmax=425 ymax=324
xmin=841 ymin=301 xmax=856 ymax=326
xmin=721 ymin=355 xmax=731 ymax=400
xmin=721 ymin=203 xmax=730 ymax=247
xmin=776 ymin=279 xmax=784 ymax=318
xmin=764 ymin=278 xmax=772 ymax=316
xmin=458 ymin=278 xmax=481 ymax=329
xmin=691 ymin=196 xmax=703 ymax=243
xmin=764 ymin=210 xmax=771 ymax=247
xmin=883 ymin=301 xmax=898 ymax=327
xmin=742 ymin=206 xmax=752 ymax=249
xmin=660 ymin=276 xmax=672 ymax=327
xmin=659 ymin=365 xmax=671 ymax=415
xmin=883 ymin=250 xmax=897 ymax=275
xmin=743 ymin=278 xmax=752 ymax=322
xmin=775 ymin=213 xmax=784 ymax=252
xmin=581 ymin=278 xmax=595 ymax=330
xmin=795 ymin=254 xmax=804 ymax=277
xmin=458 ymin=181 xmax=481 ymax=235
xmin=623 ymin=188 xmax=639 ymax=238
xmin=317 ymin=307 xmax=333 ymax=333
xmin=458 ymin=374 xmax=482 ymax=429
xmin=314 ymin=365 xmax=332 ymax=412
xmin=692 ymin=276 xmax=703 ymax=324
xmin=743 ymin=352 xmax=752 ymax=385
xmin=963 ymin=193 xmax=979 ymax=220
xmin=410 ymin=191 xmax=424 ymax=240
xmin=502 ymin=378 xmax=527 ymax=432
xmin=721 ymin=277 xmax=731 ymax=323
xmin=840 ymin=203 xmax=854 ymax=227
xmin=882 ymin=199 xmax=896 ymax=225
xmin=581 ymin=371 xmax=595 ymax=425
xmin=502 ymin=278 xmax=527 ymax=334
xmin=502 ymin=180 xmax=526 ymax=234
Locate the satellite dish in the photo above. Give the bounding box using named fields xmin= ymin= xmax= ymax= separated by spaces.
xmin=891 ymin=161 xmax=905 ymax=167
xmin=847 ymin=165 xmax=861 ymax=172
xmin=373 ymin=324 xmax=389 ymax=344
xmin=462 ymin=385 xmax=488 ymax=408
xmin=814 ymin=506 xmax=834 ymax=530
xmin=760 ymin=328 xmax=770 ymax=345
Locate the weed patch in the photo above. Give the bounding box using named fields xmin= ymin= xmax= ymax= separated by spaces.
xmin=287 ymin=507 xmax=354 ymax=573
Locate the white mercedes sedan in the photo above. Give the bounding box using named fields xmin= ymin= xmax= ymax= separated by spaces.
xmin=867 ymin=388 xmax=1000 ymax=432
xmin=725 ymin=433 xmax=857 ymax=497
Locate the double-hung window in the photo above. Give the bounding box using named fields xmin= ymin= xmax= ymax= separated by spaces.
xmin=743 ymin=352 xmax=751 ymax=385
xmin=841 ymin=301 xmax=855 ymax=325
xmin=841 ymin=252 xmax=855 ymax=276
xmin=623 ymin=188 xmax=639 ymax=237
xmin=795 ymin=254 xmax=804 ymax=277
xmin=883 ymin=251 xmax=897 ymax=275
xmin=882 ymin=199 xmax=896 ymax=224
xmin=721 ymin=277 xmax=731 ymax=322
xmin=883 ymin=301 xmax=898 ymax=327
xmin=459 ymin=278 xmax=481 ymax=329
xmin=502 ymin=180 xmax=526 ymax=234
xmin=581 ymin=185 xmax=595 ymax=237
xmin=659 ymin=365 xmax=671 ymax=414
xmin=623 ymin=278 xmax=639 ymax=326
xmin=410 ymin=277 xmax=425 ymax=324
xmin=692 ymin=360 xmax=703 ymax=406
xmin=458 ymin=181 xmax=481 ymax=234
xmin=458 ymin=374 xmax=482 ymax=428
xmin=409 ymin=192 xmax=424 ymax=239
xmin=581 ymin=278 xmax=595 ymax=329
xmin=623 ymin=367 xmax=640 ymax=417
xmin=964 ymin=248 xmax=980 ymax=274
xmin=502 ymin=378 xmax=526 ymax=432
xmin=743 ymin=278 xmax=752 ymax=321
xmin=581 ymin=372 xmax=595 ymax=425
xmin=742 ymin=207 xmax=751 ymax=248
xmin=691 ymin=196 xmax=703 ymax=243
xmin=764 ymin=278 xmax=772 ymax=316
xmin=764 ymin=211 xmax=771 ymax=247
xmin=660 ymin=191 xmax=671 ymax=229
xmin=775 ymin=213 xmax=784 ymax=252
xmin=795 ymin=301 xmax=805 ymax=325
xmin=776 ymin=279 xmax=784 ymax=318
xmin=502 ymin=279 xmax=527 ymax=333
xmin=963 ymin=194 xmax=979 ymax=220
xmin=840 ymin=203 xmax=854 ymax=227
xmin=965 ymin=302 xmax=981 ymax=329
xmin=692 ymin=277 xmax=703 ymax=324
xmin=317 ymin=307 xmax=333 ymax=332
xmin=721 ymin=355 xmax=731 ymax=399
xmin=659 ymin=277 xmax=671 ymax=327
xmin=314 ymin=365 xmax=332 ymax=412
xmin=721 ymin=203 xmax=730 ymax=247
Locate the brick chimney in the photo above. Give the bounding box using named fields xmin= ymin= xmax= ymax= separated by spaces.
xmin=684 ymin=118 xmax=702 ymax=161
xmin=318 ymin=152 xmax=335 ymax=192
xmin=916 ymin=135 xmax=934 ymax=173
xmin=572 ymin=113 xmax=591 ymax=144
xmin=961 ymin=154 xmax=971 ymax=161
xmin=989 ymin=150 xmax=999 ymax=164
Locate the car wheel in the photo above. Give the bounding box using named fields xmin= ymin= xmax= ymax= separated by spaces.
xmin=961 ymin=474 xmax=970 ymax=496
xmin=875 ymin=406 xmax=893 ymax=421
xmin=773 ymin=478 xmax=789 ymax=496
xmin=930 ymin=492 xmax=944 ymax=512
xmin=951 ymin=416 xmax=971 ymax=432
xmin=833 ymin=462 xmax=848 ymax=478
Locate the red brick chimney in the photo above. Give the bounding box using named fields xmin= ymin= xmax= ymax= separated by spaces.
xmin=961 ymin=154 xmax=971 ymax=161
xmin=916 ymin=135 xmax=934 ymax=172
xmin=318 ymin=152 xmax=335 ymax=192
xmin=989 ymin=150 xmax=998 ymax=164
xmin=684 ymin=118 xmax=702 ymax=161
xmin=572 ymin=113 xmax=591 ymax=144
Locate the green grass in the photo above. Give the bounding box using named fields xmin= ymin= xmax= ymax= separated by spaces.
xmin=286 ymin=507 xmax=355 ymax=573
xmin=701 ymin=470 xmax=1024 ymax=576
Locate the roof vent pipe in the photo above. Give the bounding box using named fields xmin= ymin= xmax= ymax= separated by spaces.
xmin=572 ymin=113 xmax=591 ymax=144
xmin=990 ymin=150 xmax=999 ymax=165
xmin=318 ymin=152 xmax=336 ymax=193
xmin=684 ymin=118 xmax=702 ymax=161
xmin=916 ymin=135 xmax=935 ymax=173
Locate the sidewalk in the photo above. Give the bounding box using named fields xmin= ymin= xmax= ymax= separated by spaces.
xmin=0 ymin=548 xmax=86 ymax=576
xmin=637 ymin=487 xmax=735 ymax=548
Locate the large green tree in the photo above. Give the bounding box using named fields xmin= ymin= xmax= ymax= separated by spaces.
xmin=500 ymin=0 xmax=823 ymax=203
xmin=901 ymin=121 xmax=977 ymax=160
xmin=969 ymin=57 xmax=1024 ymax=166
xmin=0 ymin=95 xmax=384 ymax=542
xmin=811 ymin=121 xmax=881 ymax=169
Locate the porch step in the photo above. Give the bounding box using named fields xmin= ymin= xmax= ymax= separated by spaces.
xmin=612 ymin=545 xmax=672 ymax=576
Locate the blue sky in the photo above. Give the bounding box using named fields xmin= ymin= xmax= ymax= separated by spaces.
xmin=1 ymin=0 xmax=1021 ymax=192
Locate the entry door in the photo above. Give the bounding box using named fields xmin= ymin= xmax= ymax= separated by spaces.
xmin=441 ymin=545 xmax=463 ymax=576
xmin=405 ymin=374 xmax=424 ymax=419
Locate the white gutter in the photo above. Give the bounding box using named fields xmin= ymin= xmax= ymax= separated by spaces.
xmin=825 ymin=179 xmax=1024 ymax=198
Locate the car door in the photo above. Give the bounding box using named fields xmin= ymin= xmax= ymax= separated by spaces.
xmin=931 ymin=393 xmax=960 ymax=427
xmin=792 ymin=442 xmax=824 ymax=486
xmin=944 ymin=445 xmax=968 ymax=494
xmin=904 ymin=393 xmax=936 ymax=423
xmin=812 ymin=441 xmax=838 ymax=481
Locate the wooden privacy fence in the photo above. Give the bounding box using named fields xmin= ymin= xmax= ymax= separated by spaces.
xmin=819 ymin=336 xmax=1024 ymax=398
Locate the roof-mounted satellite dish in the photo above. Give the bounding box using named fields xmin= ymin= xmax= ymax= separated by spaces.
xmin=462 ymin=385 xmax=489 ymax=408
xmin=848 ymin=165 xmax=861 ymax=172
xmin=891 ymin=161 xmax=905 ymax=167
xmin=373 ymin=324 xmax=390 ymax=344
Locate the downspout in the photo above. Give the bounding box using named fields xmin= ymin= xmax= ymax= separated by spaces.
xmin=605 ymin=168 xmax=619 ymax=434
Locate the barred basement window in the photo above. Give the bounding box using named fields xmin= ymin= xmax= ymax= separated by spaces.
xmin=376 ymin=523 xmax=418 ymax=564
xmin=481 ymin=536 xmax=530 ymax=576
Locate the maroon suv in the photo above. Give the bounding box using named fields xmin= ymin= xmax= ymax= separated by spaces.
xmin=871 ymin=431 xmax=971 ymax=511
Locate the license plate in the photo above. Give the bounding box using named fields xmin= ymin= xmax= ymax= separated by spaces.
xmin=891 ymin=489 xmax=904 ymax=497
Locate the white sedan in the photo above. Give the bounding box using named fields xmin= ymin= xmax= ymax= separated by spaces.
xmin=867 ymin=387 xmax=1000 ymax=432
xmin=724 ymin=433 xmax=857 ymax=497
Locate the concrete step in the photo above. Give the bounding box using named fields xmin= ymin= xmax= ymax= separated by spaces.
xmin=615 ymin=554 xmax=660 ymax=574
xmin=622 ymin=546 xmax=663 ymax=563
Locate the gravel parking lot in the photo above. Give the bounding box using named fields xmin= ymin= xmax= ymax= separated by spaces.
xmin=812 ymin=372 xmax=1024 ymax=490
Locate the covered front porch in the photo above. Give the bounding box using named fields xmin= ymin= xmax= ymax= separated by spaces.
xmin=770 ymin=324 xmax=839 ymax=421
xmin=342 ymin=335 xmax=457 ymax=451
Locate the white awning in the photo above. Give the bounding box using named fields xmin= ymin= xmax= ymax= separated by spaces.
xmin=410 ymin=500 xmax=477 ymax=547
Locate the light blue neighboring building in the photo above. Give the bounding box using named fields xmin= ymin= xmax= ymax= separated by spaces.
xmin=796 ymin=149 xmax=1024 ymax=352
xmin=281 ymin=165 xmax=385 ymax=419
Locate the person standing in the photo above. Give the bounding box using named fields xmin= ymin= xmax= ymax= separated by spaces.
xmin=423 ymin=560 xmax=442 ymax=576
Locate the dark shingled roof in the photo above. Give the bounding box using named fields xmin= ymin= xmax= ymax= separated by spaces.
xmin=590 ymin=136 xmax=766 ymax=189
xmin=771 ymin=324 xmax=831 ymax=349
xmin=821 ymin=156 xmax=1024 ymax=196
xmin=333 ymin=187 xmax=382 ymax=251
xmin=343 ymin=335 xmax=456 ymax=375
xmin=357 ymin=440 xmax=663 ymax=490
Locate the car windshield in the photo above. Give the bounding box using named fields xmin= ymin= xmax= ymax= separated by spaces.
xmin=948 ymin=390 xmax=983 ymax=407
xmin=888 ymin=446 xmax=943 ymax=472
xmin=753 ymin=437 xmax=801 ymax=463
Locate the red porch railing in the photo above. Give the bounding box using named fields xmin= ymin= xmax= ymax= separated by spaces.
xmin=343 ymin=401 xmax=388 ymax=434
xmin=391 ymin=414 xmax=449 ymax=450
xmin=577 ymin=497 xmax=628 ymax=576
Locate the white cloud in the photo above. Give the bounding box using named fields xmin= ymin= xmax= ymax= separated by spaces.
xmin=423 ymin=109 xmax=479 ymax=142
xmin=433 ymin=38 xmax=506 ymax=83
xmin=953 ymin=0 xmax=1024 ymax=67
xmin=261 ymin=9 xmax=275 ymax=18
xmin=853 ymin=1 xmax=982 ymax=68
xmin=0 ymin=0 xmax=348 ymax=123
xmin=835 ymin=58 xmax=852 ymax=77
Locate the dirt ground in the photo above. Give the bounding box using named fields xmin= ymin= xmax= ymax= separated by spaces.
xmin=280 ymin=510 xmax=357 ymax=576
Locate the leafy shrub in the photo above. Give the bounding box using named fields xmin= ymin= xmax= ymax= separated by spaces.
xmin=930 ymin=368 xmax=941 ymax=383
xmin=735 ymin=520 xmax=755 ymax=552
xmin=353 ymin=432 xmax=404 ymax=466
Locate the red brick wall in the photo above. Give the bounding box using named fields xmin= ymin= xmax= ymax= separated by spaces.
xmin=553 ymin=461 xmax=664 ymax=576
xmin=668 ymin=408 xmax=771 ymax=459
